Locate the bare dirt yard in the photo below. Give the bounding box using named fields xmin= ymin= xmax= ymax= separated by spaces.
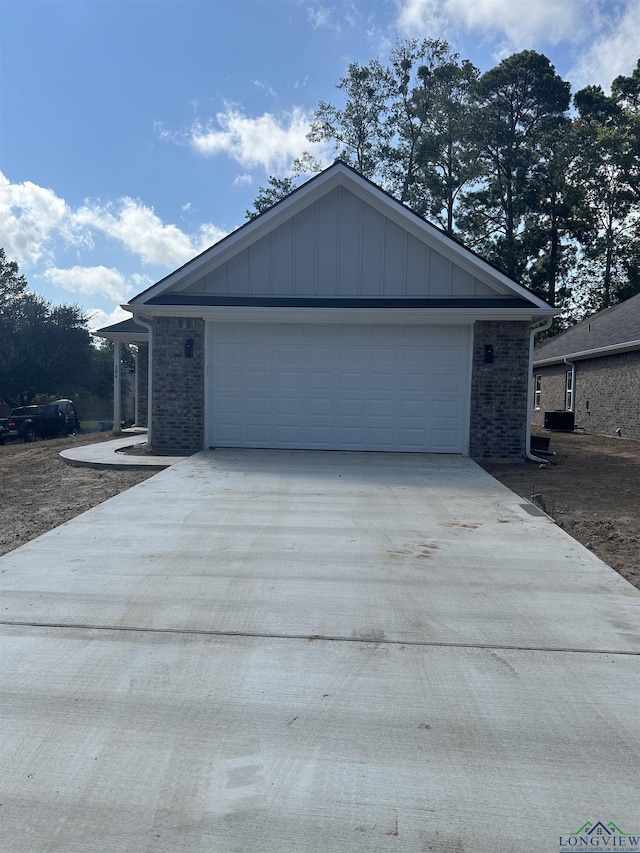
xmin=1 ymin=429 xmax=638 ymax=591
xmin=0 ymin=433 xmax=155 ymax=558
xmin=480 ymin=429 xmax=640 ymax=591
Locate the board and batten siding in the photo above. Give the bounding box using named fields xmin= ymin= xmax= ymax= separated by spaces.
xmin=184 ymin=186 xmax=497 ymax=299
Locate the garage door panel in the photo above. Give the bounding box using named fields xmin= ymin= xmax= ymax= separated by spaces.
xmin=246 ymin=425 xmax=271 ymax=443
xmin=337 ymin=426 xmax=366 ymax=445
xmin=369 ymin=400 xmax=395 ymax=417
xmin=276 ymin=372 xmax=303 ymax=391
xmin=369 ymin=373 xmax=395 ymax=393
xmin=338 ymin=399 xmax=366 ymax=417
xmin=369 ymin=349 xmax=396 ymax=369
xmin=399 ymin=399 xmax=429 ymax=418
xmin=207 ymin=323 xmax=470 ymax=452
xmin=432 ymin=400 xmax=461 ymax=419
xmin=246 ymin=397 xmax=272 ymax=416
xmin=432 ymin=429 xmax=461 ymax=450
xmin=246 ymin=371 xmax=271 ymax=391
xmin=399 ymin=428 xmax=427 ymax=447
xmin=433 ymin=373 xmax=463 ymax=393
xmin=215 ymin=396 xmax=242 ymax=417
xmin=308 ymin=398 xmax=334 ymax=416
xmin=369 ymin=428 xmax=396 ymax=446
xmin=399 ymin=373 xmax=430 ymax=393
xmin=434 ymin=347 xmax=465 ymax=368
xmin=339 ymin=373 xmax=366 ymax=392
xmin=276 ymin=397 xmax=303 ymax=416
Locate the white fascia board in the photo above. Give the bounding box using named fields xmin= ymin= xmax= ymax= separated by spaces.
xmin=122 ymin=303 xmax=554 ymax=325
xmin=534 ymin=340 xmax=640 ymax=366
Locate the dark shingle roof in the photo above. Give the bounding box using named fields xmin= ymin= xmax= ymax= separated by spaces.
xmin=534 ymin=293 xmax=640 ymax=364
xmin=93 ymin=318 xmax=149 ymax=338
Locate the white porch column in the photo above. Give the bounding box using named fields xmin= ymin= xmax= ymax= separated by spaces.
xmin=113 ymin=341 xmax=121 ymax=433
xmin=133 ymin=345 xmax=139 ymax=426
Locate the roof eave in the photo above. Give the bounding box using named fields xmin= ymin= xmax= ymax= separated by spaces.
xmin=123 ymin=303 xmax=554 ymax=324
xmin=534 ymin=340 xmax=640 ymax=365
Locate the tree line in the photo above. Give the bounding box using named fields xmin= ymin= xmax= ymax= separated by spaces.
xmin=248 ymin=45 xmax=640 ymax=323
xmin=0 ymin=248 xmax=123 ymax=408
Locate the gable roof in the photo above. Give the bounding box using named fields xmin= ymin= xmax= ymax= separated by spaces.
xmin=125 ymin=161 xmax=553 ymax=319
xmin=534 ymin=293 xmax=640 ymax=365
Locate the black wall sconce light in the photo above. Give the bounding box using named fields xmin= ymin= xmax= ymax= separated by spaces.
xmin=484 ymin=344 xmax=494 ymax=364
xmin=184 ymin=338 xmax=194 ymax=358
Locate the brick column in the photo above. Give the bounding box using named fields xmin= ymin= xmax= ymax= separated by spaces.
xmin=469 ymin=320 xmax=530 ymax=458
xmin=151 ymin=317 xmax=205 ymax=454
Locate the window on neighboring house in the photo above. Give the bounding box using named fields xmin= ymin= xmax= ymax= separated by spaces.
xmin=534 ymin=375 xmax=541 ymax=409
xmin=565 ymin=370 xmax=574 ymax=411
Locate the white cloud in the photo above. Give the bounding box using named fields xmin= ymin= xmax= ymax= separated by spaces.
xmin=72 ymin=198 xmax=227 ymax=267
xmin=195 ymin=222 xmax=228 ymax=254
xmin=72 ymin=198 xmax=195 ymax=266
xmin=307 ymin=4 xmax=341 ymax=32
xmin=570 ymin=2 xmax=640 ymax=90
xmin=43 ymin=265 xmax=138 ymax=302
xmin=396 ymin=0 xmax=639 ymax=88
xmin=187 ymin=104 xmax=329 ymax=173
xmin=254 ymin=80 xmax=278 ymax=98
xmin=0 ymin=171 xmax=70 ymax=267
xmin=87 ymin=305 xmax=132 ymax=333
xmin=0 ymin=171 xmax=228 ymax=289
xmin=233 ymin=174 xmax=253 ymax=187
xmin=397 ymin=0 xmax=585 ymax=47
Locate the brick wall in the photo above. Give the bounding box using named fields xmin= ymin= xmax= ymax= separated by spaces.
xmin=532 ymin=352 xmax=640 ymax=440
xmin=151 ymin=317 xmax=205 ymax=454
xmin=531 ymin=363 xmax=567 ymax=426
xmin=469 ymin=320 xmax=531 ymax=458
xmin=577 ymin=353 xmax=640 ymax=439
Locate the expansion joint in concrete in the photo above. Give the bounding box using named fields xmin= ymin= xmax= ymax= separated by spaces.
xmin=1 ymin=621 xmax=638 ymax=657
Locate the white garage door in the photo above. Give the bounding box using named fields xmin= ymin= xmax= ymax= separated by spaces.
xmin=206 ymin=323 xmax=471 ymax=452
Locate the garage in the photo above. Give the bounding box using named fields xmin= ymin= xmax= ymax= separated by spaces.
xmin=206 ymin=322 xmax=472 ymax=452
xmin=121 ymin=161 xmax=554 ymax=457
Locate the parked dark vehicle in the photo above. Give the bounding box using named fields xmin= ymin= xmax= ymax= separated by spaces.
xmin=0 ymin=399 xmax=81 ymax=444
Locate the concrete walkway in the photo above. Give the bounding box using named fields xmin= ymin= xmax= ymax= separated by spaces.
xmin=60 ymin=433 xmax=188 ymax=468
xmin=1 ymin=449 xmax=639 ymax=852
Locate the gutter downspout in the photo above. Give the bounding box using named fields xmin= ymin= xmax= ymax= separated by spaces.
xmin=526 ymin=317 xmax=554 ymax=463
xmin=135 ymin=315 xmax=153 ymax=449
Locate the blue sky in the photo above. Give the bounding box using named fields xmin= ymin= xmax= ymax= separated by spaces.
xmin=1 ymin=0 xmax=638 ymax=331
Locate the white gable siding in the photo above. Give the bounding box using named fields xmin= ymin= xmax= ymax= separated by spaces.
xmin=184 ymin=186 xmax=498 ymax=299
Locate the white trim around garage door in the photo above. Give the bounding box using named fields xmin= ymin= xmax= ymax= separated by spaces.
xmin=204 ymin=321 xmax=473 ymax=453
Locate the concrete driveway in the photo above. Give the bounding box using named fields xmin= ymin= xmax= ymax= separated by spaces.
xmin=2 ymin=449 xmax=639 ymax=852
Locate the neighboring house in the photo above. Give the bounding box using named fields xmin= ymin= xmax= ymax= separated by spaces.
xmin=101 ymin=162 xmax=554 ymax=457
xmin=532 ymin=293 xmax=640 ymax=440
